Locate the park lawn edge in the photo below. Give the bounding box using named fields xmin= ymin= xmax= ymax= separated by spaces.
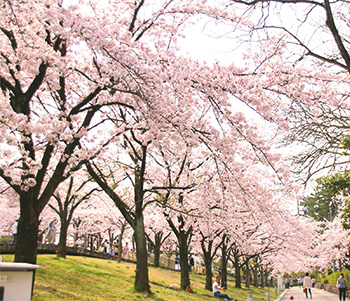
xmin=1 ymin=254 xmax=281 ymax=301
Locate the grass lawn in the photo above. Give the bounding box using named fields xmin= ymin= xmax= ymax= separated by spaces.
xmin=1 ymin=254 xmax=281 ymax=300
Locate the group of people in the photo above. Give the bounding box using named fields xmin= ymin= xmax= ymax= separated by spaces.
xmin=100 ymin=239 xmax=130 ymax=259
xmin=9 ymin=218 xmax=348 ymax=301
xmin=11 ymin=217 xmax=131 ymax=262
xmin=212 ymin=272 xmax=347 ymax=301
xmin=173 ymin=255 xmax=195 ymax=272
xmin=301 ymin=272 xmax=347 ymax=300
xmin=302 ymin=272 xmax=347 ymax=300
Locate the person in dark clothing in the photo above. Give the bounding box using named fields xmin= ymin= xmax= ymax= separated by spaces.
xmin=337 ymin=273 xmax=347 ymax=301
xmin=189 ymin=256 xmax=194 ymax=272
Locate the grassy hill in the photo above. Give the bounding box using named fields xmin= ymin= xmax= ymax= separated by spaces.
xmin=1 ymin=254 xmax=281 ymax=300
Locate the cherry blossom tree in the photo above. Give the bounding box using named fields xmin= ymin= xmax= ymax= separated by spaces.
xmin=0 ymin=181 xmax=19 ymax=238
xmin=0 ymin=0 xmax=135 ymax=264
xmin=64 ymin=191 xmax=127 ymax=251
xmin=221 ymin=0 xmax=350 ymax=184
xmin=47 ymin=174 xmax=99 ymax=257
xmin=144 ymin=205 xmax=172 ymax=267
xmin=197 ymin=218 xmax=224 ymax=290
xmin=266 ymin=215 xmax=319 ymax=274
xmin=2 ymin=2 xmax=342 ymax=297
xmin=312 ymin=217 xmax=350 ymax=271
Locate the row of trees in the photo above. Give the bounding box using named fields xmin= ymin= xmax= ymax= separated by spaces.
xmin=2 ymin=166 xmax=348 ymax=292
xmin=1 ymin=0 xmax=350 ymax=295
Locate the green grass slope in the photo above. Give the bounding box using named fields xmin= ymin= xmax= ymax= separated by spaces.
xmin=1 ymin=255 xmax=280 ymax=300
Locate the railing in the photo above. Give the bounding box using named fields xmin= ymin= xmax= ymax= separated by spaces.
xmin=0 ymin=244 xmax=204 ymax=274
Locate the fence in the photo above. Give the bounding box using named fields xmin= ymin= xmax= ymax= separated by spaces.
xmin=0 ymin=244 xmax=205 ymax=274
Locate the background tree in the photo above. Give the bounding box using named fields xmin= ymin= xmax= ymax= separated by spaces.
xmin=144 ymin=206 xmax=172 ymax=267
xmin=221 ymin=0 xmax=350 ymax=185
xmin=199 ymin=226 xmax=223 ymax=291
xmin=48 ymin=175 xmax=99 ymax=258
xmin=304 ymin=186 xmax=342 ymax=222
xmin=0 ymin=0 xmax=132 ymax=264
xmin=3 ymin=1 xmax=341 ymax=297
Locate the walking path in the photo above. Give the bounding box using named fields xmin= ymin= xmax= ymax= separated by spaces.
xmin=278 ymin=287 xmax=347 ymax=300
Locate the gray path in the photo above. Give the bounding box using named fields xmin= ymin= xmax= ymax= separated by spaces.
xmin=278 ymin=287 xmax=346 ymax=300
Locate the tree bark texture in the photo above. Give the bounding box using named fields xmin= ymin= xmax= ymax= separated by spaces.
xmin=57 ymin=221 xmax=69 ymax=258
xmin=134 ymin=215 xmax=151 ymax=293
xmin=15 ymin=196 xmax=40 ymax=264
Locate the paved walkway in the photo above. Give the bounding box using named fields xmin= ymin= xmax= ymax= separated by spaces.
xmin=278 ymin=287 xmax=347 ymax=300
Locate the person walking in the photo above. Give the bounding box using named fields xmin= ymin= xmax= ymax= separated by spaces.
xmin=103 ymin=239 xmax=109 ymax=254
xmin=45 ymin=218 xmax=58 ymax=244
xmin=11 ymin=219 xmax=18 ymax=244
xmin=303 ymin=272 xmax=312 ymax=299
xmin=337 ymin=272 xmax=347 ymax=301
xmin=212 ymin=276 xmax=234 ymax=300
xmin=123 ymin=242 xmax=129 ymax=259
xmin=174 ymin=255 xmax=180 ymax=270
xmin=189 ymin=256 xmax=194 ymax=272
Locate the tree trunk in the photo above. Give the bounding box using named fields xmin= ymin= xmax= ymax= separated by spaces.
xmin=178 ymin=231 xmax=190 ymax=290
xmin=260 ymin=269 xmax=265 ymax=288
xmin=244 ymin=267 xmax=250 ymax=288
xmin=201 ymin=239 xmax=214 ymax=291
xmin=234 ymin=257 xmax=241 ymax=288
xmin=15 ymin=197 xmax=39 ymax=264
xmin=134 ymin=214 xmax=151 ymax=294
xmin=117 ymin=225 xmax=125 ymax=263
xmin=153 ymin=240 xmax=161 ymax=267
xmin=221 ymin=237 xmax=229 ymax=289
xmin=203 ymin=250 xmax=213 ymax=291
xmin=57 ymin=221 xmax=69 ymax=258
xmin=263 ymin=270 xmax=268 ymax=288
xmin=253 ymin=269 xmax=259 ymax=287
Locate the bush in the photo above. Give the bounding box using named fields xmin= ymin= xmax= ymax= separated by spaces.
xmin=0 ymin=236 xmax=12 ymax=244
xmin=328 ymin=270 xmax=350 ymax=285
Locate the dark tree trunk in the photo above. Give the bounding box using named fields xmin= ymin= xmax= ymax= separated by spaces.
xmin=203 ymin=247 xmax=213 ymax=291
xmin=260 ymin=269 xmax=265 ymax=288
xmin=232 ymin=252 xmax=242 ymax=288
xmin=57 ymin=220 xmax=69 ymax=258
xmin=107 ymin=229 xmax=117 ymax=252
xmin=153 ymin=245 xmax=161 ymax=267
xmin=178 ymin=231 xmax=190 ymax=290
xmin=200 ymin=229 xmax=223 ymax=291
xmin=244 ymin=267 xmax=250 ymax=288
xmin=165 ymin=213 xmax=192 ymax=291
xmin=153 ymin=233 xmax=162 ymax=267
xmin=15 ymin=198 xmax=39 ymax=264
xmin=146 ymin=231 xmax=170 ymax=268
xmin=86 ymin=143 xmax=152 ymax=294
xmin=88 ymin=234 xmax=93 ymax=251
xmin=201 ymin=237 xmax=214 ymax=291
xmin=117 ymin=230 xmax=124 ymax=263
xmin=263 ymin=270 xmax=269 ymax=288
xmin=253 ymin=269 xmax=259 ymax=287
xmin=134 ymin=214 xmax=151 ymax=293
xmin=221 ymin=235 xmax=229 ymax=289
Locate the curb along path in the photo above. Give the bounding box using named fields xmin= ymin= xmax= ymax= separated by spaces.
xmin=278 ymin=287 xmax=348 ymax=300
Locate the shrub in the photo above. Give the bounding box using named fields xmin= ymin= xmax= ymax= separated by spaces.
xmin=327 ymin=270 xmax=350 ymax=285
